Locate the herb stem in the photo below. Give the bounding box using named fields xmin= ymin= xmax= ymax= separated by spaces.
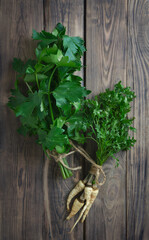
xmin=90 ymin=125 xmax=96 ymax=136
xmin=63 ymin=158 xmax=73 ymax=177
xmin=86 ymin=136 xmax=98 ymax=144
xmin=58 ymin=162 xmax=66 ymax=179
xmin=25 ymin=82 xmax=33 ymax=93
xmin=35 ymin=73 xmax=39 ymax=89
xmin=48 ymin=66 xmax=57 ymax=123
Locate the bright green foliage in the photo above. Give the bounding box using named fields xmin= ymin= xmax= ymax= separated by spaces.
xmin=37 ymin=127 xmax=69 ymax=151
xmin=63 ymin=35 xmax=86 ymax=61
xmin=8 ymin=23 xmax=136 ymax=178
xmin=53 ymin=81 xmax=89 ymax=115
xmin=8 ymin=23 xmax=89 ymax=178
xmin=82 ymin=82 xmax=136 ymax=166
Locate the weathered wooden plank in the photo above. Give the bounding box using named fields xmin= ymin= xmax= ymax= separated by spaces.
xmin=85 ymin=1 xmax=127 ymax=239
xmin=0 ymin=1 xmax=44 ymax=240
xmin=127 ymin=0 xmax=149 ymax=239
xmin=43 ymin=0 xmax=85 ymax=239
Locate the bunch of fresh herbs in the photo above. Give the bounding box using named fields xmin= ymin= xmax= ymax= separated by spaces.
xmin=8 ymin=23 xmax=136 ymax=179
xmin=8 ymin=23 xmax=136 ymax=229
xmin=8 ymin=23 xmax=90 ymax=178
xmin=82 ymin=82 xmax=136 ymax=167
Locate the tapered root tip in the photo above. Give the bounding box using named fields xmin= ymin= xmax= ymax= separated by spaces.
xmin=66 ymin=215 xmax=71 ymax=220
xmin=81 ymin=218 xmax=85 ymax=223
xmin=67 ymin=206 xmax=70 ymax=211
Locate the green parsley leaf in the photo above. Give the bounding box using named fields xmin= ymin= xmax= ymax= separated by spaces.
xmin=12 ymin=58 xmax=36 ymax=74
xmin=32 ymin=29 xmax=57 ymax=44
xmin=52 ymin=23 xmax=66 ymax=37
xmin=38 ymin=127 xmax=68 ymax=151
xmin=53 ymin=81 xmax=89 ymax=110
xmin=63 ymin=35 xmax=86 ymax=61
xmin=83 ymin=81 xmax=136 ymax=165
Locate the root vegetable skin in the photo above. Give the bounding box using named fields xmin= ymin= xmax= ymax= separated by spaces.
xmin=66 ymin=185 xmax=93 ymax=221
xmin=69 ymin=186 xmax=93 ymax=232
xmin=66 ymin=168 xmax=101 ymax=231
xmin=66 ymin=199 xmax=84 ymax=220
xmin=70 ymin=204 xmax=87 ymax=233
xmin=82 ymin=186 xmax=93 ymax=205
xmin=67 ymin=180 xmax=85 ymax=211
xmin=81 ymin=188 xmax=99 ymax=223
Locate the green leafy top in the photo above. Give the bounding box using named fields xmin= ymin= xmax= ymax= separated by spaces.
xmin=81 ymin=82 xmax=136 ymax=166
xmin=8 ymin=23 xmax=89 ymax=157
xmin=8 ymin=23 xmax=136 ymax=178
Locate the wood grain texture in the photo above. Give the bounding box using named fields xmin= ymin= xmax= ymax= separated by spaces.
xmin=43 ymin=0 xmax=85 ymax=239
xmin=0 ymin=0 xmax=149 ymax=239
xmin=0 ymin=1 xmax=44 ymax=239
xmin=85 ymin=0 xmax=127 ymax=239
xmin=127 ymin=0 xmax=149 ymax=239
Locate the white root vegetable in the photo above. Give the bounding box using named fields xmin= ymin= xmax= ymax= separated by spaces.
xmin=67 ymin=180 xmax=85 ymax=211
xmin=69 ymin=186 xmax=93 ymax=232
xmin=66 ymin=199 xmax=84 ymax=220
xmin=66 ymin=164 xmax=105 ymax=232
xmin=82 ymin=186 xmax=93 ymax=205
xmin=70 ymin=204 xmax=87 ymax=233
xmin=81 ymin=188 xmax=99 ymax=223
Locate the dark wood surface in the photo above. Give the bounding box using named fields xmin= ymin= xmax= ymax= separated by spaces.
xmin=0 ymin=1 xmax=44 ymax=240
xmin=127 ymin=1 xmax=149 ymax=239
xmin=85 ymin=1 xmax=127 ymax=239
xmin=0 ymin=0 xmax=148 ymax=240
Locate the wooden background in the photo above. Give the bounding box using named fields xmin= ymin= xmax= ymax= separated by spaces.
xmin=0 ymin=0 xmax=149 ymax=239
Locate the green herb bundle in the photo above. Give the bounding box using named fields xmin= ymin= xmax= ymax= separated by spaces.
xmin=8 ymin=23 xmax=136 ymax=230
xmin=8 ymin=23 xmax=90 ymax=179
xmin=83 ymin=82 xmax=136 ymax=166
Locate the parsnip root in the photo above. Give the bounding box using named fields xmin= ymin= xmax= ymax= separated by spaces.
xmin=67 ymin=180 xmax=85 ymax=211
xmin=66 ymin=164 xmax=105 ymax=232
xmin=66 ymin=199 xmax=84 ymax=220
xmin=69 ymin=186 xmax=93 ymax=232
xmin=70 ymin=204 xmax=87 ymax=233
xmin=81 ymin=188 xmax=99 ymax=223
